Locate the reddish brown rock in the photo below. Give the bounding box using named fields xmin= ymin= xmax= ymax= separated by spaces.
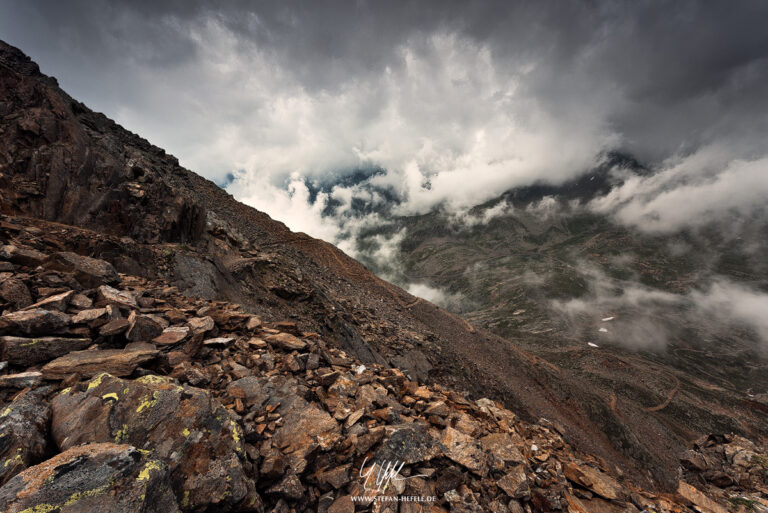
xmin=125 ymin=310 xmax=163 ymax=342
xmin=563 ymin=462 xmax=624 ymax=500
xmin=480 ymin=433 xmax=525 ymax=464
xmin=41 ymin=348 xmax=158 ymax=378
xmin=1 ymin=335 xmax=91 ymax=365
xmin=265 ymin=332 xmax=307 ymax=351
xmin=440 ymin=426 xmax=488 ymax=475
xmin=187 ymin=316 xmax=215 ymax=334
xmin=0 ymin=443 xmax=180 ymax=513
xmin=153 ymin=326 xmax=190 ymax=345
xmin=99 ymin=318 xmax=129 ymax=336
xmin=498 ymin=465 xmax=530 ymax=499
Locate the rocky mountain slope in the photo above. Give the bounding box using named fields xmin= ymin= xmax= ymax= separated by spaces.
xmin=0 ymin=40 xmax=767 ymax=512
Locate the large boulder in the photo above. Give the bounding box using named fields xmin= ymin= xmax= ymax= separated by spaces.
xmin=45 ymin=251 xmax=120 ymax=288
xmin=50 ymin=373 xmax=254 ymax=511
xmin=0 ymin=389 xmax=50 ymax=486
xmin=0 ymin=442 xmax=180 ymax=513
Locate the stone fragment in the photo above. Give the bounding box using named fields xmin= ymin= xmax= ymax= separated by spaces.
xmin=187 ymin=316 xmax=215 ymax=334
xmin=0 ymin=389 xmax=50 ymax=486
xmin=563 ymin=462 xmax=623 ymax=500
xmin=69 ymin=293 xmax=93 ymax=309
xmin=1 ymin=335 xmax=91 ymax=365
xmin=376 ymin=424 xmax=442 ymax=465
xmin=51 ymin=374 xmax=252 ymax=511
xmin=440 ymin=426 xmax=488 ymax=475
xmin=153 ymin=326 xmax=190 ymax=345
xmin=480 ymin=433 xmax=524 ymax=463
xmin=246 ymin=316 xmax=262 ymax=330
xmin=0 ymin=443 xmax=180 ymax=513
xmin=203 ymin=336 xmax=235 ymax=346
xmin=0 ymin=277 xmax=32 ymax=309
xmin=0 ymin=309 xmax=70 ymax=335
xmin=72 ymin=308 xmax=107 ymax=323
xmin=498 ymin=465 xmax=530 ymax=499
xmin=265 ymin=332 xmax=307 ymax=351
xmin=267 ymin=473 xmax=305 ymax=501
xmin=23 ymin=290 xmax=73 ymax=311
xmin=228 ymin=376 xmax=269 ymax=406
xmin=327 ymin=495 xmax=355 ymax=513
xmin=41 ymin=348 xmax=158 ymax=378
xmin=677 ymin=481 xmax=727 ymax=513
xmin=125 ymin=310 xmax=163 ymax=342
xmin=99 ymin=318 xmax=129 ymax=336
xmin=96 ymin=285 xmax=137 ymax=308
xmin=0 ymin=371 xmax=42 ymax=388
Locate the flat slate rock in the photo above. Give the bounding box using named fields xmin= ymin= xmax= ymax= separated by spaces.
xmin=0 ymin=309 xmax=70 ymax=335
xmin=41 ymin=348 xmax=158 ymax=379
xmin=1 ymin=335 xmax=91 ymax=365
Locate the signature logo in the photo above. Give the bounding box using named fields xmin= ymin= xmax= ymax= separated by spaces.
xmin=359 ymin=456 xmax=428 ymax=495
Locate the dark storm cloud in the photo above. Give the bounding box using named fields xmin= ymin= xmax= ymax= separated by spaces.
xmin=2 ymin=1 xmax=768 ymax=237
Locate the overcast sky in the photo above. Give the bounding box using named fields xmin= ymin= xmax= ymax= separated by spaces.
xmin=2 ymin=1 xmax=768 ymax=238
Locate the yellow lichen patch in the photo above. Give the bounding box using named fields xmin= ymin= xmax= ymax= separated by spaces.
xmin=20 ymin=339 xmax=40 ymax=347
xmin=18 ymin=504 xmax=57 ymax=513
xmin=63 ymin=484 xmax=109 ymax=506
xmin=135 ymin=392 xmax=158 ymax=413
xmin=3 ymin=452 xmax=22 ymax=468
xmin=122 ymin=387 xmax=130 ymax=395
xmin=1 ymin=407 xmax=11 ymax=417
xmin=230 ymin=420 xmax=242 ymax=444
xmin=101 ymin=393 xmax=119 ymax=403
xmin=87 ymin=373 xmax=112 ymax=391
xmin=59 ymin=387 xmax=72 ymax=396
xmin=115 ymin=424 xmax=129 ymax=443
xmin=181 ymin=490 xmax=191 ymax=509
xmin=135 ymin=375 xmax=172 ymax=386
xmin=182 ymin=428 xmax=191 ymax=437
xmin=137 ymin=460 xmax=164 ymax=481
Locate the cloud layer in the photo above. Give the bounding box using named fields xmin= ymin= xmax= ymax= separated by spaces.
xmin=3 ymin=1 xmax=768 ymax=242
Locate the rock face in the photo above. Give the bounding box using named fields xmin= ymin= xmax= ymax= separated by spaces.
xmin=0 ymin=443 xmax=180 ymax=513
xmin=51 ymin=373 xmax=253 ymax=511
xmin=0 ymin=389 xmax=49 ymax=486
